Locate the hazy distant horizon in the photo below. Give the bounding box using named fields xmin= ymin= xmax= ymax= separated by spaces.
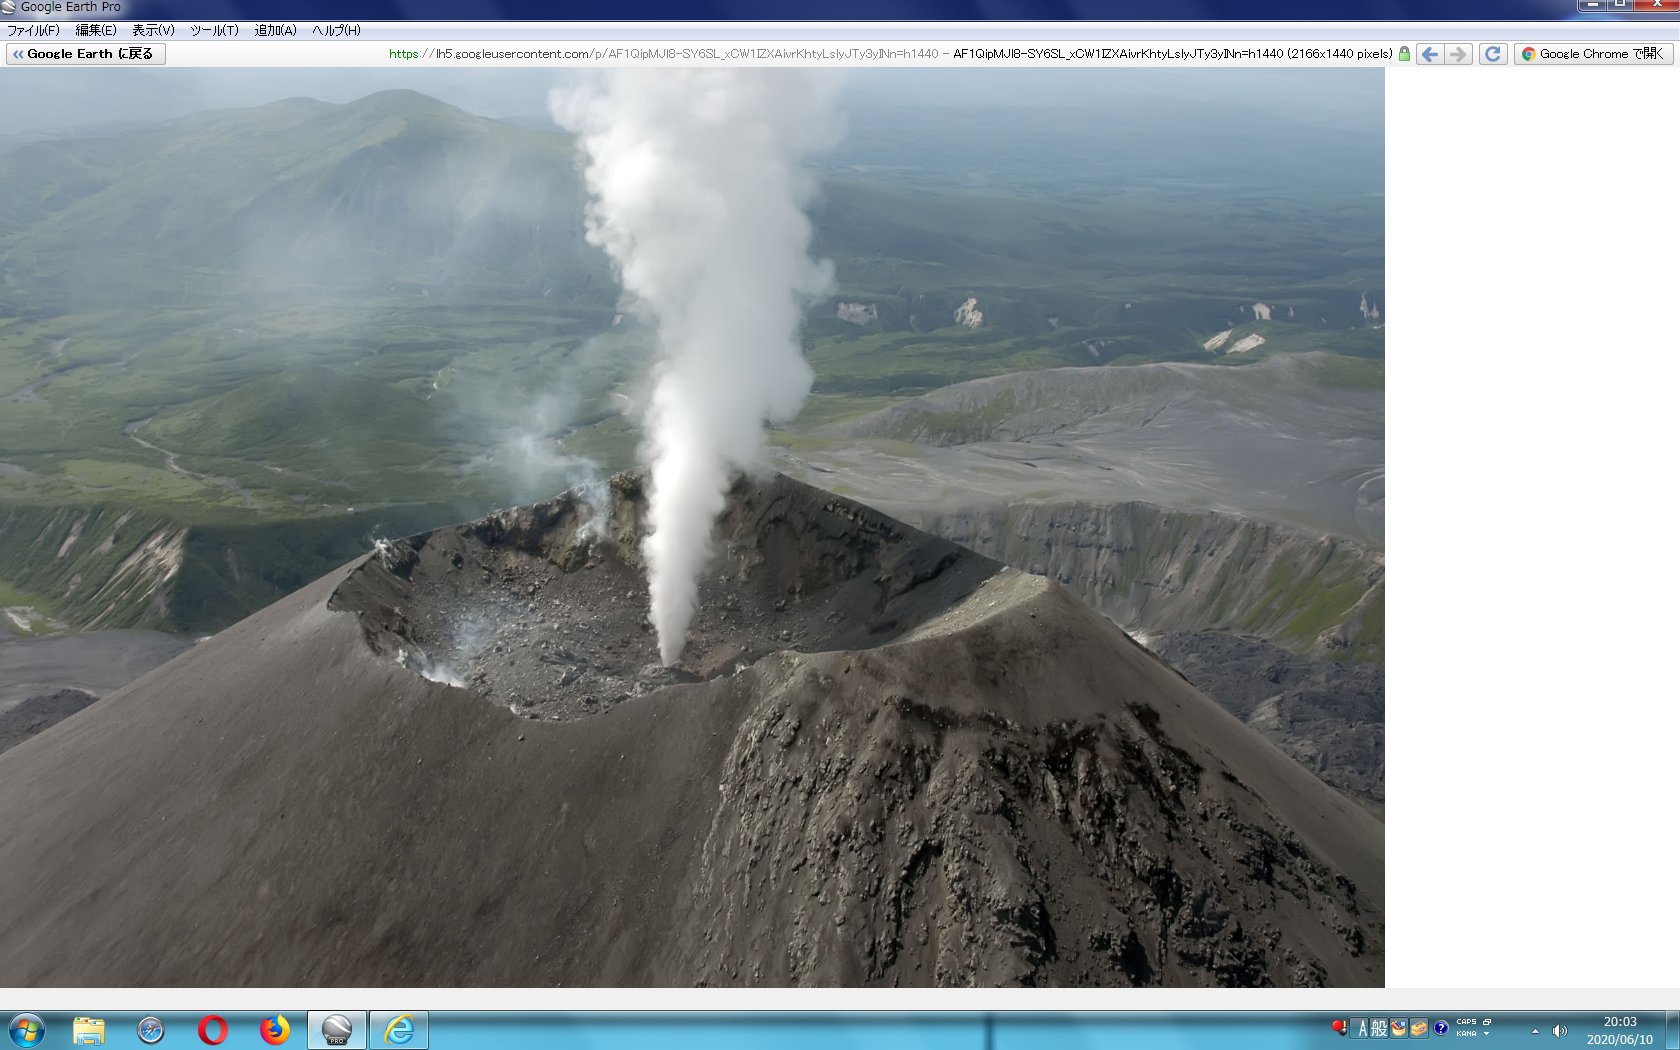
xmin=4 ymin=67 xmax=1381 ymax=138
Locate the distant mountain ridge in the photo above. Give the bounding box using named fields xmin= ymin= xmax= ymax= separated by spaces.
xmin=0 ymin=88 xmax=1384 ymax=340
xmin=0 ymin=90 xmax=597 ymax=309
xmin=0 ymin=500 xmax=462 ymax=634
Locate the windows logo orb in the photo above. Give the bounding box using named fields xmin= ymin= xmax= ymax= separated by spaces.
xmin=8 ymin=1016 xmax=45 ymax=1049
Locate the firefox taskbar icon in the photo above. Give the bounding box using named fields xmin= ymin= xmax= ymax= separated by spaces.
xmin=2 ymin=1013 xmax=1677 ymax=1049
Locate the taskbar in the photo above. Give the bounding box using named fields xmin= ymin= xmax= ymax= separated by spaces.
xmin=4 ymin=1012 xmax=1679 ymax=1050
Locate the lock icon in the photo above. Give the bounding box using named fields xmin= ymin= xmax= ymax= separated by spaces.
xmin=1399 ymin=45 xmax=1411 ymax=61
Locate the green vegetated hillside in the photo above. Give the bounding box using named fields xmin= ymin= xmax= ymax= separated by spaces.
xmin=0 ymin=89 xmax=1381 ymax=515
xmin=0 ymin=307 xmax=641 ymax=518
xmin=0 ymin=87 xmax=1383 ymax=637
xmin=824 ymin=71 xmax=1383 ymax=199
xmin=907 ymin=499 xmax=1383 ymax=662
xmin=837 ymin=351 xmax=1383 ymax=446
xmin=802 ymin=179 xmax=1383 ymax=394
xmin=0 ymin=501 xmax=462 ymax=633
xmin=0 ymin=89 xmax=1382 ymax=368
xmin=0 ymin=91 xmax=601 ymax=311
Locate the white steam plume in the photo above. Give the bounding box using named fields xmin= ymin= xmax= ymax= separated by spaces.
xmin=552 ymin=71 xmax=839 ymax=666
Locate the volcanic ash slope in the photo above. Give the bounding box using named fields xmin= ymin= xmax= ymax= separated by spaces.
xmin=0 ymin=471 xmax=1382 ymax=987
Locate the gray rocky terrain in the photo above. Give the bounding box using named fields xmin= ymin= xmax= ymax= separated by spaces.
xmin=777 ymin=353 xmax=1385 ymax=813
xmin=0 ymin=471 xmax=1381 ymax=987
xmin=896 ymin=500 xmax=1384 ymax=808
xmin=903 ymin=499 xmax=1384 ymax=661
xmin=0 ymin=628 xmax=193 ymax=753
xmin=0 ymin=688 xmax=99 ymax=755
xmin=789 ymin=352 xmax=1384 ymax=544
xmin=1150 ymin=632 xmax=1383 ymax=814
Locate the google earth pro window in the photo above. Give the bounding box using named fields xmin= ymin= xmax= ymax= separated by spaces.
xmin=0 ymin=0 xmax=1675 ymax=1033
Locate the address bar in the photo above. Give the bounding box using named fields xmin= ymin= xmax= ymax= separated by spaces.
xmin=401 ymin=42 xmax=1405 ymax=64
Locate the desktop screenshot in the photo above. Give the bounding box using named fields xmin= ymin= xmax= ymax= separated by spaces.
xmin=0 ymin=0 xmax=1674 ymax=1019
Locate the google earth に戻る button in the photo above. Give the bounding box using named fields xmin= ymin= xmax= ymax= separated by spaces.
xmin=5 ymin=44 xmax=165 ymax=64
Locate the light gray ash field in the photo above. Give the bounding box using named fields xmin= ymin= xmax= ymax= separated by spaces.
xmin=0 ymin=470 xmax=1382 ymax=987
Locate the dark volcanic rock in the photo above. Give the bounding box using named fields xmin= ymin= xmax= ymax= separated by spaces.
xmin=335 ymin=470 xmax=1001 ymax=724
xmin=1150 ymin=632 xmax=1384 ymax=814
xmin=0 ymin=688 xmax=99 ymax=755
xmin=0 ymin=470 xmax=1383 ymax=987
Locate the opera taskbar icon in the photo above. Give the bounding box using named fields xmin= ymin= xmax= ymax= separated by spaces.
xmin=308 ymin=1013 xmax=368 ymax=1050
xmin=370 ymin=1013 xmax=429 ymax=1050
xmin=198 ymin=1017 xmax=230 ymax=1046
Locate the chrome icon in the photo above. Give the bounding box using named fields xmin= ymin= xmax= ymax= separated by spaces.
xmin=7 ymin=1016 xmax=44 ymax=1050
xmin=260 ymin=1015 xmax=292 ymax=1046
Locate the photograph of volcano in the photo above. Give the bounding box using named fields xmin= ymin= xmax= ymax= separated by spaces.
xmin=0 ymin=68 xmax=1383 ymax=987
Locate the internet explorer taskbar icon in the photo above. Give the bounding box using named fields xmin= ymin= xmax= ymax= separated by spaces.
xmin=371 ymin=1013 xmax=429 ymax=1050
